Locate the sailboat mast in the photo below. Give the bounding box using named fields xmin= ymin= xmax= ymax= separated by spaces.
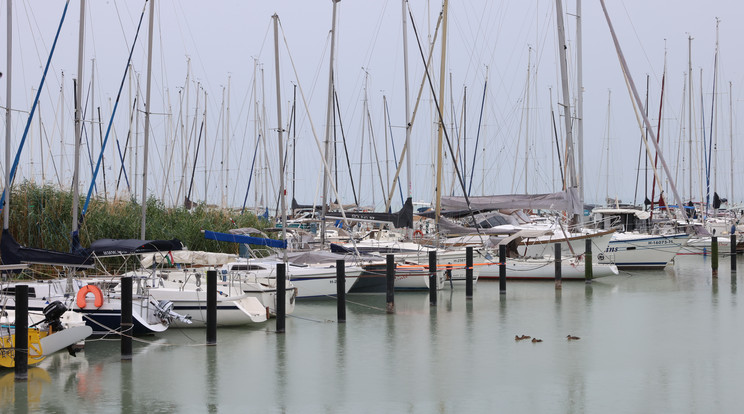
xmin=524 ymin=47 xmax=531 ymax=195
xmin=401 ymin=0 xmax=412 ymax=211
xmin=91 ymin=59 xmax=96 ymax=194
xmin=434 ymin=0 xmax=449 ymax=230
xmin=605 ymin=90 xmax=611 ymax=201
xmin=60 ymin=72 xmax=65 ymax=184
xmin=576 ymin=0 xmax=584 ymax=214
xmin=713 ymin=18 xmax=719 ymax=211
xmin=555 ymin=0 xmax=578 ymax=220
xmin=203 ymin=90 xmax=207 ymax=203
xmin=292 ymin=84 xmax=297 ymax=208
xmin=71 ymin=0 xmax=85 ymax=244
xmin=128 ymin=65 xmax=133 ymax=196
xmin=688 ymin=36 xmax=693 ymax=203
xmin=730 ymin=81 xmax=734 ymax=205
xmin=599 ymin=0 xmax=686 ymax=217
xmin=650 ymin=53 xmax=667 ymax=218
xmin=3 ymin=0 xmax=11 ymax=230
xmin=320 ymin=0 xmax=340 ymax=246
xmin=140 ymin=0 xmax=155 ymax=240
xmin=220 ymin=86 xmax=225 ymax=208
xmin=273 ymin=14 xmax=287 ymax=262
xmin=225 ymin=75 xmax=231 ymax=208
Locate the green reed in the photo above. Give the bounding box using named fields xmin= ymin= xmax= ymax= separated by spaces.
xmin=6 ymin=181 xmax=270 ymax=254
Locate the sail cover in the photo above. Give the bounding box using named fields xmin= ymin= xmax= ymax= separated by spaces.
xmin=441 ymin=188 xmax=581 ymax=215
xmin=1 ymin=229 xmax=93 ymax=266
xmin=203 ymin=230 xmax=287 ymax=249
xmin=328 ymin=197 xmax=413 ymax=229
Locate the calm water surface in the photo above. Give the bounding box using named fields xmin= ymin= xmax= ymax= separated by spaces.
xmin=5 ymin=254 xmax=744 ymax=413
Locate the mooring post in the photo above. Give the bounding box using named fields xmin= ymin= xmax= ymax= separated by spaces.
xmin=712 ymin=236 xmax=719 ymax=277
xmin=206 ymin=270 xmax=218 ymax=343
xmin=336 ymin=259 xmax=346 ymax=323
xmin=429 ymin=251 xmax=437 ymax=306
xmin=276 ymin=264 xmax=286 ymax=333
xmin=466 ymin=246 xmax=474 ymax=299
xmin=731 ymin=234 xmax=737 ymax=272
xmin=386 ymin=254 xmax=395 ymax=313
xmin=14 ymin=285 xmax=28 ymax=380
xmin=555 ymin=243 xmax=562 ymax=289
xmin=585 ymin=238 xmax=593 ymax=282
xmin=499 ymin=245 xmax=507 ymax=294
xmin=121 ymin=276 xmax=133 ymax=359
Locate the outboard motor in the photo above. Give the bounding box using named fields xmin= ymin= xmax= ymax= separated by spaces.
xmin=41 ymin=300 xmax=79 ymax=357
xmin=42 ymin=301 xmax=67 ymax=333
xmin=152 ymin=300 xmax=192 ymax=325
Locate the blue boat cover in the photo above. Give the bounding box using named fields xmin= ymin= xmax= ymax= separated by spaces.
xmin=203 ymin=230 xmax=286 ymax=249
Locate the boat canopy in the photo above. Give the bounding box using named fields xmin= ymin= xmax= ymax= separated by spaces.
xmin=140 ymin=250 xmax=238 ymax=268
xmin=441 ymin=188 xmax=581 ymax=215
xmin=89 ymin=238 xmax=183 ymax=256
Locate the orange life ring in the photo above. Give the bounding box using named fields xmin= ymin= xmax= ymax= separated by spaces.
xmin=413 ymin=230 xmax=424 ymax=240
xmin=76 ymin=284 xmax=104 ymax=309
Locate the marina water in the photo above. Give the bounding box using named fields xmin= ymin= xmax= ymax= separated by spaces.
xmin=5 ymin=254 xmax=743 ymax=412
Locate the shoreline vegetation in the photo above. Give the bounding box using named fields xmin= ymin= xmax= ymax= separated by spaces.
xmin=3 ymin=181 xmax=269 ymax=256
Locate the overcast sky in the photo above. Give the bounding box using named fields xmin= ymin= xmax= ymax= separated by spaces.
xmin=1 ymin=0 xmax=741 ymax=214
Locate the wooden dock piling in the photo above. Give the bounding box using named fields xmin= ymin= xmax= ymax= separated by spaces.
xmin=336 ymin=259 xmax=346 ymax=323
xmin=206 ymin=270 xmax=218 ymax=343
xmin=712 ymin=236 xmax=719 ymax=277
xmin=732 ymin=234 xmax=737 ymax=272
xmin=555 ymin=243 xmax=562 ymax=289
xmin=585 ymin=238 xmax=593 ymax=282
xmin=429 ymin=251 xmax=437 ymax=306
xmin=14 ymin=285 xmax=28 ymax=380
xmin=276 ymin=264 xmax=286 ymax=333
xmin=386 ymin=254 xmax=395 ymax=314
xmin=121 ymin=277 xmax=133 ymax=359
xmin=466 ymin=246 xmax=474 ymax=299
xmin=499 ymin=245 xmax=506 ymax=294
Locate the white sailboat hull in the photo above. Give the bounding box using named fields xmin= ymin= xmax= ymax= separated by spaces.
xmin=598 ymin=233 xmax=689 ymax=269
xmin=478 ymin=258 xmax=618 ymax=280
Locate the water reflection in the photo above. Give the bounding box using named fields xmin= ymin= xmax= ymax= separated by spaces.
xmin=731 ymin=269 xmax=737 ymax=295
xmin=0 ymin=367 xmax=49 ymax=411
xmin=335 ymin=324 xmax=347 ymax=401
xmin=584 ymin=283 xmax=593 ymax=303
xmin=121 ymin=357 xmax=132 ymax=414
xmin=206 ymin=347 xmax=217 ymax=413
xmin=275 ymin=334 xmax=287 ymax=413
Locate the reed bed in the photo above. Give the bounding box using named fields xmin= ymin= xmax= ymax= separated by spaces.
xmin=5 ymin=181 xmax=269 ymax=255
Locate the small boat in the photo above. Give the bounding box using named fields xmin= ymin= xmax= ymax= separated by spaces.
xmin=219 ymin=258 xmax=361 ymax=299
xmin=138 ymin=266 xmax=298 ymax=328
xmin=0 ymin=301 xmax=92 ymax=368
xmin=598 ymin=232 xmax=690 ymax=269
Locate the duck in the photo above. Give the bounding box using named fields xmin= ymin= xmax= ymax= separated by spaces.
xmin=531 ymin=338 xmax=543 ymax=343
xmin=566 ymin=335 xmax=580 ymax=340
xmin=515 ymin=335 xmax=531 ymax=341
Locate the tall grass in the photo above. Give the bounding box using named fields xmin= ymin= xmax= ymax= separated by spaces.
xmin=5 ymin=181 xmax=270 ymax=254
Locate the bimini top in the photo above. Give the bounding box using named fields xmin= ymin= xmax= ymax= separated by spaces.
xmin=89 ymin=238 xmax=183 ymax=256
